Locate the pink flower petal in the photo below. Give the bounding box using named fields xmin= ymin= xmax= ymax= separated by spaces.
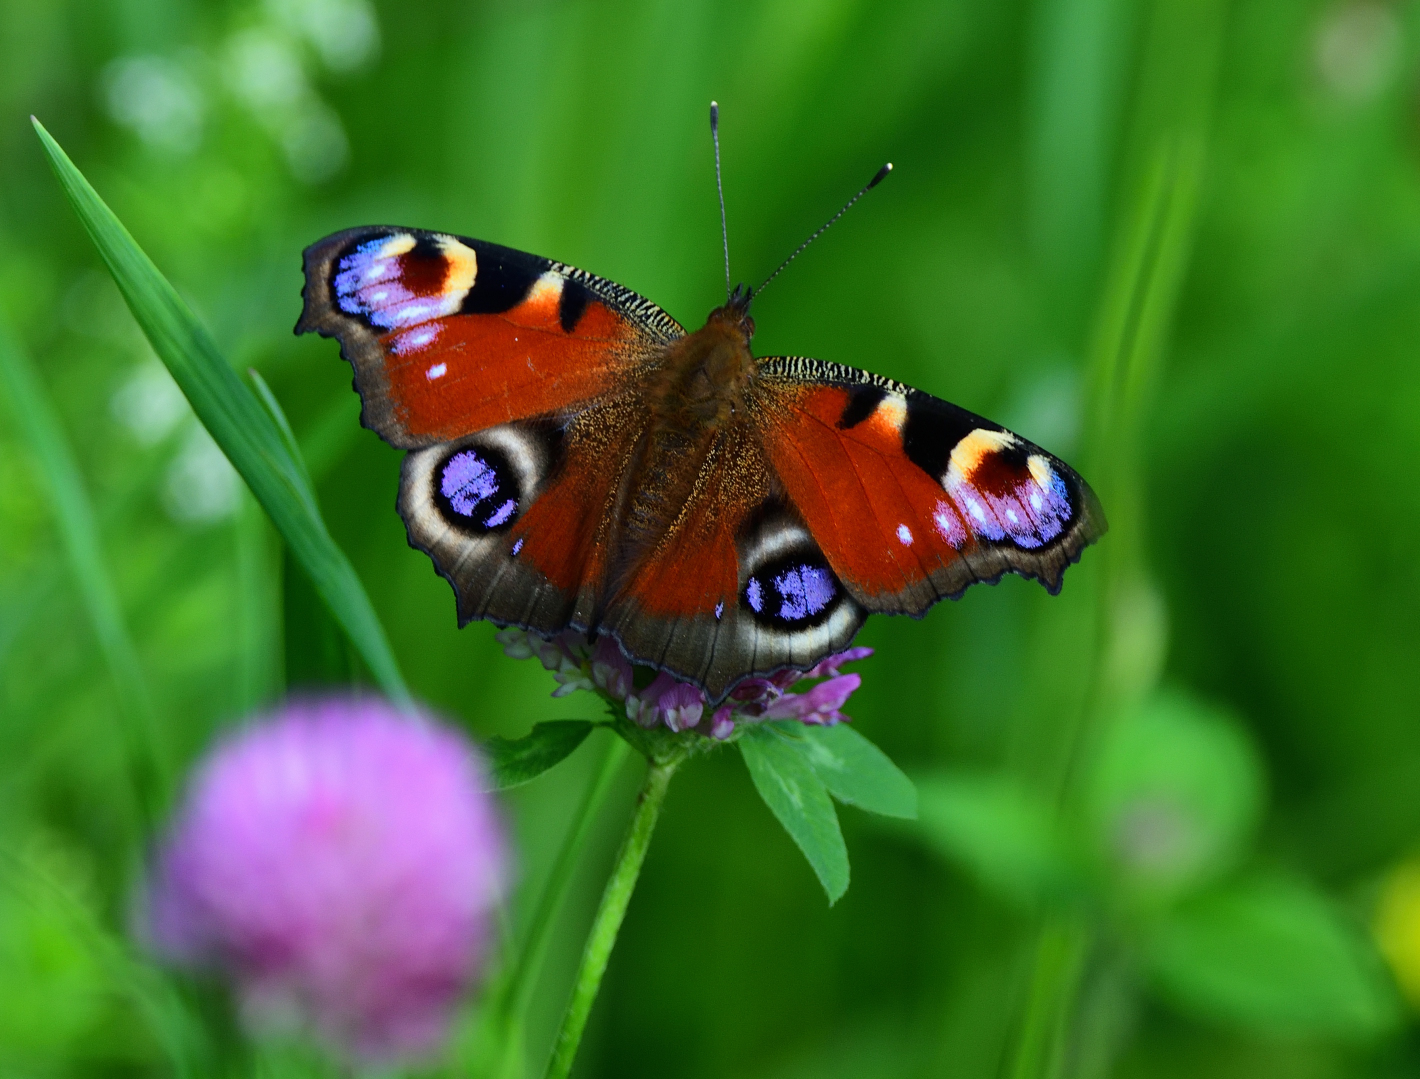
xmin=804 ymin=647 xmax=874 ymax=680
xmin=762 ymin=673 xmax=862 ymax=721
xmin=590 ymin=636 xmax=633 ymax=700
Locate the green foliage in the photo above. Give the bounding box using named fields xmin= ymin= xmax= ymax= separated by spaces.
xmin=1085 ymin=691 xmax=1263 ymax=904
xmin=32 ymin=119 xmax=410 ymax=707
xmin=914 ymin=770 xmax=1078 ymax=909
xmin=486 ymin=720 xmax=596 ymax=790
xmin=739 ymin=721 xmax=916 ymax=902
xmin=0 ymin=873 xmax=107 ymax=1067
xmin=740 ymin=724 xmax=850 ymax=904
xmin=915 ymin=689 xmax=1399 ymax=1041
xmin=783 ymin=720 xmax=918 ymax=819
xmin=1143 ymin=876 xmax=1399 ymax=1037
xmin=0 ymin=319 xmax=166 ymax=823
xmin=5 ymin=0 xmax=1420 ymax=1074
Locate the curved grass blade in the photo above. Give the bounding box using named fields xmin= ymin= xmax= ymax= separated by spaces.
xmin=32 ymin=117 xmax=410 ymax=706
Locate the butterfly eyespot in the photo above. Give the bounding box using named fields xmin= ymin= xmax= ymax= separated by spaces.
xmin=742 ymin=551 xmax=842 ymax=629
xmin=434 ymin=445 xmax=522 ymax=533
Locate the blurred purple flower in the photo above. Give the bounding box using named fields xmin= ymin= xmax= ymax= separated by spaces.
xmin=496 ymin=628 xmax=871 ymax=738
xmin=144 ymin=697 xmax=507 ymax=1065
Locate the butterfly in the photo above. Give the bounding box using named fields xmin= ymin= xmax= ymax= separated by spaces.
xmin=296 ymin=182 xmax=1104 ymax=702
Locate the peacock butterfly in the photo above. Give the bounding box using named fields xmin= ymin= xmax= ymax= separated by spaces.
xmin=295 ymin=113 xmax=1105 ymax=702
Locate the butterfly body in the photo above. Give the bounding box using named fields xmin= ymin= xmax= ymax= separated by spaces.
xmin=297 ymin=226 xmax=1105 ymax=701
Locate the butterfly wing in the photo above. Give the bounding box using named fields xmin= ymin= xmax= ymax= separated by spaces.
xmin=595 ymin=356 xmax=1102 ymax=700
xmin=298 ymin=226 xmax=682 ymax=639
xmin=396 ymin=399 xmax=649 ymax=638
xmin=595 ymin=424 xmax=866 ymax=699
xmin=296 ymin=226 xmax=683 ymax=446
xmin=298 ymin=228 xmax=1103 ymax=697
xmin=751 ymin=357 xmax=1106 ymax=613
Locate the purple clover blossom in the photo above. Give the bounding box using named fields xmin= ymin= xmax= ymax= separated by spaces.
xmin=590 ymin=635 xmax=633 ymax=699
xmin=494 ymin=628 xmax=871 ymax=739
xmin=628 ymin=673 xmax=705 ymax=733
xmin=761 ymin=673 xmax=861 ymax=724
xmin=144 ymin=697 xmax=507 ymax=1065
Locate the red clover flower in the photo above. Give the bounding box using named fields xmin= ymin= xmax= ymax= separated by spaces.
xmin=495 ymin=628 xmax=871 ymax=738
xmin=143 ymin=696 xmax=507 ymax=1065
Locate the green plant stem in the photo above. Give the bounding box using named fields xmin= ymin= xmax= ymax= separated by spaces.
xmin=496 ymin=735 xmax=629 ymax=1076
xmin=544 ymin=755 xmax=679 ymax=1079
xmin=1009 ymin=917 xmax=1090 ymax=1079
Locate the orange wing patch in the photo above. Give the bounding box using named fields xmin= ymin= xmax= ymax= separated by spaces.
xmin=296 ymin=226 xmax=682 ymax=447
xmin=758 ymin=384 xmax=968 ymax=610
xmin=755 ymin=370 xmax=1104 ymax=611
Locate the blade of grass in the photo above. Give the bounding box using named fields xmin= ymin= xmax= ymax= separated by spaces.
xmin=0 ymin=315 xmax=167 ymax=826
xmin=246 ymin=368 xmax=314 ymax=494
xmin=32 ymin=117 xmax=410 ymax=706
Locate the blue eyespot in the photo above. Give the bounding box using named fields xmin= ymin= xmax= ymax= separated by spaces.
xmin=742 ymin=552 xmax=841 ymax=628
xmin=771 ymin=563 xmax=836 ymax=621
xmin=435 ymin=446 xmax=520 ymax=532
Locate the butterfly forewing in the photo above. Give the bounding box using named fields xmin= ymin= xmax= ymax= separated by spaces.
xmin=296 ymin=226 xmax=683 ymax=446
xmin=753 ymin=356 xmax=1106 ymax=612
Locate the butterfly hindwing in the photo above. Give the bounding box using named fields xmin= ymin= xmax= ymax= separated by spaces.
xmin=753 ymin=357 xmax=1106 ymax=613
xmin=398 ymin=401 xmax=653 ymax=640
xmin=296 ymin=227 xmax=683 ymax=447
xmin=597 ymin=426 xmax=865 ymax=698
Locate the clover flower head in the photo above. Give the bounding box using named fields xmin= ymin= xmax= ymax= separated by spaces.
xmin=143 ymin=696 xmax=507 ymax=1065
xmin=496 ymin=627 xmax=871 ymax=738
xmin=590 ymin=635 xmax=634 ymax=699
xmin=628 ymin=672 xmax=705 ymax=732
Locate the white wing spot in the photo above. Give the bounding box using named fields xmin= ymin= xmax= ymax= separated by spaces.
xmin=395 ymin=303 xmax=435 ymax=325
xmin=425 ymin=362 xmax=446 ymax=380
xmin=967 ymin=497 xmax=986 ymax=523
xmin=896 ymin=523 xmax=914 ymax=546
xmin=1006 ymin=508 xmax=1019 ymax=525
xmin=1031 ymin=492 xmax=1043 ymax=511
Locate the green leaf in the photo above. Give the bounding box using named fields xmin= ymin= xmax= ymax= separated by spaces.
xmin=771 ymin=721 xmax=917 ymax=819
xmin=484 ymin=721 xmax=595 ymax=790
xmin=32 ymin=118 xmax=410 ymax=706
xmin=1085 ymin=690 xmax=1263 ymax=903
xmin=914 ymin=770 xmax=1077 ymax=908
xmin=740 ymin=725 xmax=849 ymax=903
xmin=246 ymin=367 xmax=314 ymax=494
xmin=1144 ymin=876 xmax=1399 ymax=1037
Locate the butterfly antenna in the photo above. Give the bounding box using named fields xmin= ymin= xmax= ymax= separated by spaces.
xmin=753 ymin=162 xmax=893 ymax=301
xmin=711 ymin=101 xmax=732 ymax=302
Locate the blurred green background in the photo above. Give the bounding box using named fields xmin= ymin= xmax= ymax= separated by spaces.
xmin=5 ymin=0 xmax=1420 ymax=1076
